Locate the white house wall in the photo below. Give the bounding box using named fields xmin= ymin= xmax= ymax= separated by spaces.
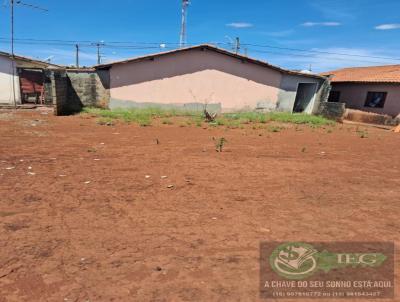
xmin=0 ymin=55 xmax=21 ymax=105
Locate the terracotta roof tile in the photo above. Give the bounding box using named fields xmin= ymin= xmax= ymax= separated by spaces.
xmin=321 ymin=65 xmax=400 ymax=83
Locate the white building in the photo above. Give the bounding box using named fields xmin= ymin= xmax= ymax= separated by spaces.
xmin=0 ymin=51 xmax=57 ymax=106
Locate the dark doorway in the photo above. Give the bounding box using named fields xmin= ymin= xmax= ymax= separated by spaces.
xmin=293 ymin=83 xmax=317 ymax=113
xmin=328 ymin=91 xmax=341 ymax=102
xmin=19 ymin=69 xmax=45 ymax=104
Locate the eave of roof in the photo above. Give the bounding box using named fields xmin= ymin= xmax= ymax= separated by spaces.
xmin=95 ymin=44 xmax=326 ymax=80
xmin=321 ymin=64 xmax=400 ymax=84
xmin=0 ymin=51 xmax=60 ymax=68
xmin=65 ymin=67 xmax=96 ymax=72
xmin=330 ymin=80 xmax=400 ymax=84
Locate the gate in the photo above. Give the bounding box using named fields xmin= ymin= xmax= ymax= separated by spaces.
xmin=19 ymin=68 xmax=45 ymax=104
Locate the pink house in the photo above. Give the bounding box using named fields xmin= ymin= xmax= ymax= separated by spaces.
xmin=96 ymin=45 xmax=329 ymax=114
xmin=323 ymin=65 xmax=400 ymax=117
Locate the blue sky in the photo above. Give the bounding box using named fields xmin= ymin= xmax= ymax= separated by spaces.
xmin=1 ymin=0 xmax=400 ymax=71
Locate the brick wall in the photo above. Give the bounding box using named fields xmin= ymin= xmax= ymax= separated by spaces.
xmin=66 ymin=69 xmax=110 ymax=108
xmin=44 ymin=68 xmax=110 ymax=115
xmin=48 ymin=70 xmax=69 ymax=115
xmin=318 ymin=102 xmax=346 ymax=121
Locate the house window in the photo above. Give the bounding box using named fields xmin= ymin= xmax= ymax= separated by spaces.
xmin=328 ymin=91 xmax=341 ymax=102
xmin=365 ymin=92 xmax=387 ymax=108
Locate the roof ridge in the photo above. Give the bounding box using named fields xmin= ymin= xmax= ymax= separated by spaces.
xmin=321 ymin=64 xmax=400 ymax=83
xmin=95 ymin=44 xmax=325 ymax=80
xmin=0 ymin=50 xmax=60 ymax=67
xmin=325 ymin=64 xmax=400 ymax=73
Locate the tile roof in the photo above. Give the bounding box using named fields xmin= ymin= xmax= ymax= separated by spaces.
xmin=322 ymin=65 xmax=400 ymax=83
xmin=95 ymin=44 xmax=326 ymax=80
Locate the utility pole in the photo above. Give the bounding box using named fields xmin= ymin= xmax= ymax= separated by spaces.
xmin=75 ymin=44 xmax=79 ymax=68
xmin=235 ymin=37 xmax=240 ymax=54
xmin=9 ymin=0 xmax=48 ymax=109
xmin=10 ymin=0 xmax=16 ymax=109
xmin=179 ymin=0 xmax=190 ymax=48
xmin=96 ymin=43 xmax=101 ymax=64
xmin=93 ymin=42 xmax=105 ymax=64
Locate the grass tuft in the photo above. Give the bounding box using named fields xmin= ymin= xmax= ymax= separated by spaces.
xmin=161 ymin=119 xmax=173 ymax=125
xmin=82 ymin=107 xmax=201 ymax=127
xmin=82 ymin=107 xmax=334 ymax=128
xmin=357 ymin=129 xmax=369 ymax=138
xmin=96 ymin=117 xmax=115 ymax=126
xmin=267 ymin=125 xmax=284 ymax=133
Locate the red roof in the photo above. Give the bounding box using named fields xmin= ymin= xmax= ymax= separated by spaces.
xmin=322 ymin=65 xmax=400 ymax=83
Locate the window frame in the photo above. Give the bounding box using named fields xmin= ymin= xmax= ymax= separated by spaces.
xmin=364 ymin=91 xmax=387 ymax=108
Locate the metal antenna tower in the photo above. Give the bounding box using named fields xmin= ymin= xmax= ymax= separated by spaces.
xmin=15 ymin=0 xmax=48 ymax=11
xmin=179 ymin=0 xmax=189 ymax=48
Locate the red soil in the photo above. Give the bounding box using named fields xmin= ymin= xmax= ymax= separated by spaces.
xmin=0 ymin=111 xmax=399 ymax=301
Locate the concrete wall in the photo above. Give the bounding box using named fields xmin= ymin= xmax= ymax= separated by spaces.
xmin=107 ymin=48 xmax=327 ymax=113
xmin=42 ymin=69 xmax=110 ymax=115
xmin=50 ymin=70 xmax=70 ymax=115
xmin=66 ymin=69 xmax=110 ymax=108
xmin=108 ymin=48 xmax=284 ymax=112
xmin=331 ymin=82 xmax=400 ymax=117
xmin=42 ymin=70 xmax=79 ymax=115
xmin=0 ymin=55 xmax=21 ymax=105
xmin=318 ymin=102 xmax=346 ymax=121
xmin=278 ymin=74 xmax=325 ymax=114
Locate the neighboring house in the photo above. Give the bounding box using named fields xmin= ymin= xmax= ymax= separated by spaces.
xmin=0 ymin=51 xmax=58 ymax=106
xmin=322 ymin=65 xmax=400 ymax=117
xmin=96 ymin=44 xmax=329 ymax=113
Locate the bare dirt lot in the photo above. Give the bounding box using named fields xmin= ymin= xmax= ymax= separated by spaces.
xmin=0 ymin=110 xmax=399 ymax=301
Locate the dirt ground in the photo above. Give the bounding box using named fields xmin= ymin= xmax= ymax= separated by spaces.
xmin=0 ymin=110 xmax=399 ymax=302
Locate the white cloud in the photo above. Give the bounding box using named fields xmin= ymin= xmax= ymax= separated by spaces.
xmin=375 ymin=24 xmax=400 ymax=30
xmin=226 ymin=22 xmax=253 ymax=29
xmin=301 ymin=22 xmax=341 ymax=27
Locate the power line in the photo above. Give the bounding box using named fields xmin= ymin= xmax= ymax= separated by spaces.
xmin=0 ymin=38 xmax=181 ymax=48
xmin=246 ymin=48 xmax=397 ymax=65
xmin=241 ymin=43 xmax=400 ymax=61
xmin=91 ymin=42 xmax=105 ymax=64
xmin=0 ymin=37 xmax=182 ymax=45
xmin=1 ymin=37 xmax=400 ymax=62
xmin=0 ymin=40 xmax=179 ymax=51
xmin=10 ymin=0 xmax=16 ymax=109
xmin=1 ymin=38 xmax=400 ymax=66
xmin=8 ymin=0 xmax=48 ymax=109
